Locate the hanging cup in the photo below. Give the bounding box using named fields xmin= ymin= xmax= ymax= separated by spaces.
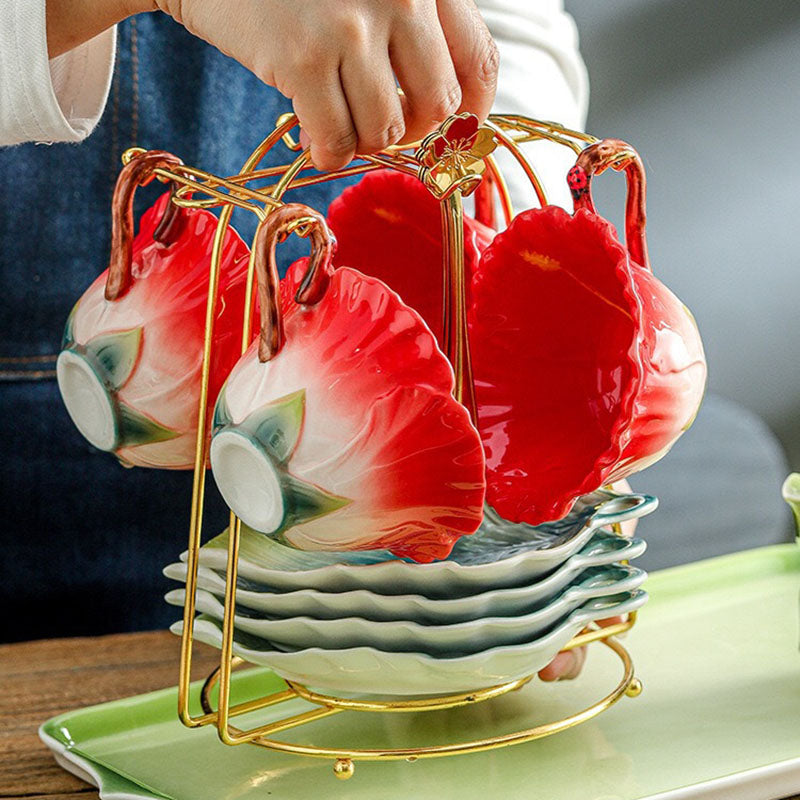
xmin=470 ymin=139 xmax=707 ymax=525
xmin=209 ymin=204 xmax=486 ymax=562
xmin=57 ymin=151 xmax=252 ymax=468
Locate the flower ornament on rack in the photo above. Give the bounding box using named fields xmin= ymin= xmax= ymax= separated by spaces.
xmin=416 ymin=112 xmax=497 ymax=199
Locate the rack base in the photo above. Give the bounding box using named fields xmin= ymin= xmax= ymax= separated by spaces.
xmin=197 ymin=635 xmax=640 ymax=779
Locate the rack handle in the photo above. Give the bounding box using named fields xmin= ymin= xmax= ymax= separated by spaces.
xmin=253 ymin=204 xmax=336 ymax=362
xmin=105 ymin=150 xmax=185 ymax=301
xmin=568 ymin=139 xmax=650 ymax=272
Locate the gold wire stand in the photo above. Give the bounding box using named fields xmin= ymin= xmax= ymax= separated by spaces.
xmin=120 ymin=112 xmax=645 ymax=779
xmin=195 ymin=633 xmax=642 ymax=781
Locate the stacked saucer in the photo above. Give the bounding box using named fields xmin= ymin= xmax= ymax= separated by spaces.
xmin=167 ymin=489 xmax=654 ymax=695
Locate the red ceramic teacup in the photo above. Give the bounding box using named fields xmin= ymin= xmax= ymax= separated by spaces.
xmin=57 ymin=151 xmax=252 ymax=468
xmin=208 ymin=204 xmax=486 ymax=562
xmin=469 ymin=139 xmax=707 ymax=525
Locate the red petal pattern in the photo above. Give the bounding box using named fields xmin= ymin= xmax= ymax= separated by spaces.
xmin=470 ymin=204 xmax=706 ymax=524
xmin=70 ymin=193 xmax=252 ymax=467
xmin=444 ymin=114 xmax=479 ymax=146
xmin=223 ymin=262 xmax=486 ymax=561
xmin=326 ymin=169 xmax=493 ymax=343
xmin=469 ymin=206 xmax=642 ymax=524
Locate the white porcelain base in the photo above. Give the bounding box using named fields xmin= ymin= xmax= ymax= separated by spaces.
xmin=56 ymin=350 xmax=116 ymax=451
xmin=210 ymin=428 xmax=284 ymax=533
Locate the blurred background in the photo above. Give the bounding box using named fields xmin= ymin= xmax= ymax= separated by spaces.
xmin=563 ymin=0 xmax=799 ymax=563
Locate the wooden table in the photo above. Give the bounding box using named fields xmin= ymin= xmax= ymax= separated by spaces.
xmin=0 ymin=631 xmax=218 ymax=800
xmin=2 ymin=631 xmax=798 ymax=800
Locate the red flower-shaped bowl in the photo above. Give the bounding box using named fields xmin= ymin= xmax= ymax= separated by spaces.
xmin=470 ymin=199 xmax=706 ymax=524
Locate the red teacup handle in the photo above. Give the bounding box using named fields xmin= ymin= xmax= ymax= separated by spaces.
xmin=568 ymin=139 xmax=650 ymax=272
xmin=253 ymin=203 xmax=337 ymax=362
xmin=105 ymin=150 xmax=185 ymax=301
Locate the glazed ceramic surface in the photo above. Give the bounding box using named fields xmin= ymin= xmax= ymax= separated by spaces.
xmin=469 ymin=143 xmax=706 ymax=525
xmin=185 ymin=532 xmax=646 ymax=620
xmin=470 ymin=206 xmax=706 ymax=525
xmin=40 ymin=545 xmax=800 ymax=800
xmin=188 ymin=489 xmax=654 ymax=597
xmin=326 ymin=168 xmax=493 ymax=345
xmin=171 ymin=590 xmax=647 ymax=694
xmin=165 ymin=565 xmax=646 ymax=654
xmin=317 ymin=153 xmax=706 ymax=528
xmin=58 ymin=191 xmax=251 ymax=468
xmin=41 ymin=737 xmax=155 ymax=800
xmin=163 ymin=561 xmax=643 ymax=625
xmin=210 ymin=260 xmax=485 ymax=563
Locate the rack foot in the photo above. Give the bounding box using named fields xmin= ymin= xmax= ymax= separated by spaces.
xmin=625 ymin=677 xmax=643 ymax=698
xmin=334 ymin=758 xmax=355 ymax=780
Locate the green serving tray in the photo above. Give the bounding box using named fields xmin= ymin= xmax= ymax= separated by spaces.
xmin=41 ymin=543 xmax=800 ymax=800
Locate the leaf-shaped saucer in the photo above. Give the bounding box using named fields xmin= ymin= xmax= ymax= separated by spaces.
xmin=165 ymin=563 xmax=646 ymax=655
xmin=173 ymin=530 xmax=646 ymax=622
xmin=171 ymin=591 xmax=648 ymax=696
xmin=185 ymin=489 xmax=656 ymax=596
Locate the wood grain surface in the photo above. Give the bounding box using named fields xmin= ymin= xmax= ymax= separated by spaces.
xmin=0 ymin=631 xmax=218 ymax=800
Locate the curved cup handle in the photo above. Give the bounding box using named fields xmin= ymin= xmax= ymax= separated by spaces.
xmin=105 ymin=150 xmax=185 ymax=301
xmin=569 ymin=590 xmax=645 ymax=629
xmin=592 ymin=492 xmax=657 ymax=529
xmin=568 ymin=138 xmax=650 ymax=272
xmin=252 ymin=204 xmax=337 ymax=363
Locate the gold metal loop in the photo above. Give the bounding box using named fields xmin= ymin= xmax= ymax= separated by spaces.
xmin=284 ymin=675 xmax=533 ymax=713
xmin=276 ymin=112 xmax=303 ymax=151
xmin=282 ymin=214 xmax=321 ymax=238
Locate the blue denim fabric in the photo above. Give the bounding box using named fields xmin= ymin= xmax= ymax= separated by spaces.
xmin=0 ymin=15 xmax=357 ymax=641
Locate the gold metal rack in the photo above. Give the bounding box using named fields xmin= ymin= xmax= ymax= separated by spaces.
xmin=119 ymin=112 xmax=644 ymax=779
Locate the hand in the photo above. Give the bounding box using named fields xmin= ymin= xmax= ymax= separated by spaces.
xmin=538 ymin=616 xmax=625 ymax=682
xmin=150 ymin=0 xmax=499 ymax=170
xmin=47 ymin=0 xmax=498 ymax=170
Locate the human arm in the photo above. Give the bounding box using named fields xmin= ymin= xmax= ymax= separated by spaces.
xmin=0 ymin=0 xmax=116 ymax=146
xmin=4 ymin=0 xmax=498 ymax=170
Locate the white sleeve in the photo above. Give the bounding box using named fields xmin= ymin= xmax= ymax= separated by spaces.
xmin=477 ymin=0 xmax=589 ymax=212
xmin=0 ymin=0 xmax=116 ymax=147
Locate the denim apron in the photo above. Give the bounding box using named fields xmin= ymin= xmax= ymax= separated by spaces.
xmin=0 ymin=15 xmax=356 ymax=641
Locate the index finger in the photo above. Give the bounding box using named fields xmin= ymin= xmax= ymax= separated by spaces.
xmin=436 ymin=0 xmax=499 ymax=121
